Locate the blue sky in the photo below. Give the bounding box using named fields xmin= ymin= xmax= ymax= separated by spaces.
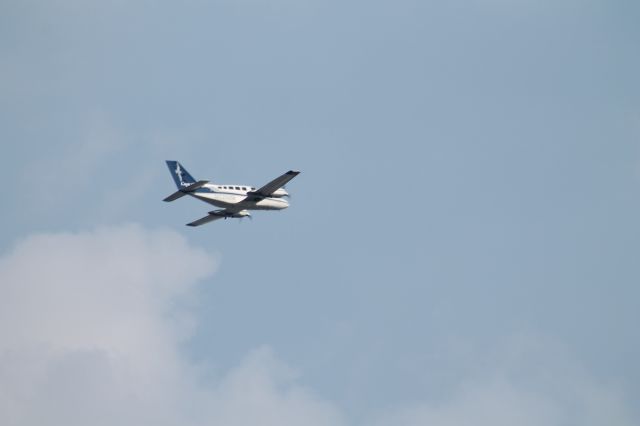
xmin=1 ymin=1 xmax=639 ymax=424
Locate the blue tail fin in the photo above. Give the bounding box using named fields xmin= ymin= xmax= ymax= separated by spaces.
xmin=166 ymin=161 xmax=196 ymax=189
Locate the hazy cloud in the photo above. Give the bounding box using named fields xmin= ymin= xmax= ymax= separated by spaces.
xmin=372 ymin=335 xmax=635 ymax=426
xmin=0 ymin=225 xmax=345 ymax=426
xmin=375 ymin=372 xmax=633 ymax=426
xmin=0 ymin=226 xmax=635 ymax=425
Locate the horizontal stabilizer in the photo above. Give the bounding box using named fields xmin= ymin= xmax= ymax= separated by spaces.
xmin=162 ymin=180 xmax=209 ymax=202
xmin=181 ymin=180 xmax=209 ymax=191
xmin=163 ymin=191 xmax=187 ymax=202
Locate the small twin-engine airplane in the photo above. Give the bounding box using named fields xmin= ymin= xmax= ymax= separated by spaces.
xmin=163 ymin=161 xmax=300 ymax=226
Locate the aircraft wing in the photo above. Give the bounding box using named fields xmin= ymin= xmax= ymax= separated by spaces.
xmin=186 ymin=207 xmax=244 ymax=227
xmin=186 ymin=214 xmax=225 ymax=227
xmin=249 ymin=170 xmax=300 ymax=198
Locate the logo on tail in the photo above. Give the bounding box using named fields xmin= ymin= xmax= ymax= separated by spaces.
xmin=175 ymin=163 xmax=189 ymax=187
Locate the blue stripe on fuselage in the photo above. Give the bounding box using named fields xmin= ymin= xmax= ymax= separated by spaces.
xmin=191 ymin=189 xmax=287 ymax=202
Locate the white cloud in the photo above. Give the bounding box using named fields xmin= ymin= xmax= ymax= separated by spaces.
xmin=0 ymin=225 xmax=634 ymax=426
xmin=0 ymin=225 xmax=345 ymax=426
xmin=207 ymin=346 xmax=346 ymax=426
xmin=375 ymin=378 xmax=634 ymax=426
xmin=373 ymin=335 xmax=635 ymax=426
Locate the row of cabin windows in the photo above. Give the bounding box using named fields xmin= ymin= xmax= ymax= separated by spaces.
xmin=217 ymin=186 xmax=256 ymax=191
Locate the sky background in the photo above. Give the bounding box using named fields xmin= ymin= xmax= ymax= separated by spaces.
xmin=1 ymin=0 xmax=639 ymax=424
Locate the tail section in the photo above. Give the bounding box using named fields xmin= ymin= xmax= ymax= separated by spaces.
xmin=163 ymin=161 xmax=209 ymax=202
xmin=166 ymin=160 xmax=196 ymax=189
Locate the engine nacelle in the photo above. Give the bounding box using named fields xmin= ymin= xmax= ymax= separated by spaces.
xmin=209 ymin=209 xmax=252 ymax=219
xmin=271 ymin=188 xmax=289 ymax=198
xmin=229 ymin=210 xmax=251 ymax=219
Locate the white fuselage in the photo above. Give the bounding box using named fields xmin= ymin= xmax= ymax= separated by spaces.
xmin=190 ymin=183 xmax=289 ymax=211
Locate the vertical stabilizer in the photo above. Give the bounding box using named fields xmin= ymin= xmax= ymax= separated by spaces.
xmin=166 ymin=161 xmax=196 ymax=189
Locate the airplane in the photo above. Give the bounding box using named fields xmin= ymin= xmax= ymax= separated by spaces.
xmin=163 ymin=161 xmax=300 ymax=226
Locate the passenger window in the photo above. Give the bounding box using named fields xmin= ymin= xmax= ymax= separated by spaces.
xmin=242 ymin=187 xmax=247 ymax=191
xmin=235 ymin=186 xmax=240 ymax=190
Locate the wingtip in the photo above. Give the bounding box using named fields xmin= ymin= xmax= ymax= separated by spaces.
xmin=287 ymin=170 xmax=301 ymax=175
